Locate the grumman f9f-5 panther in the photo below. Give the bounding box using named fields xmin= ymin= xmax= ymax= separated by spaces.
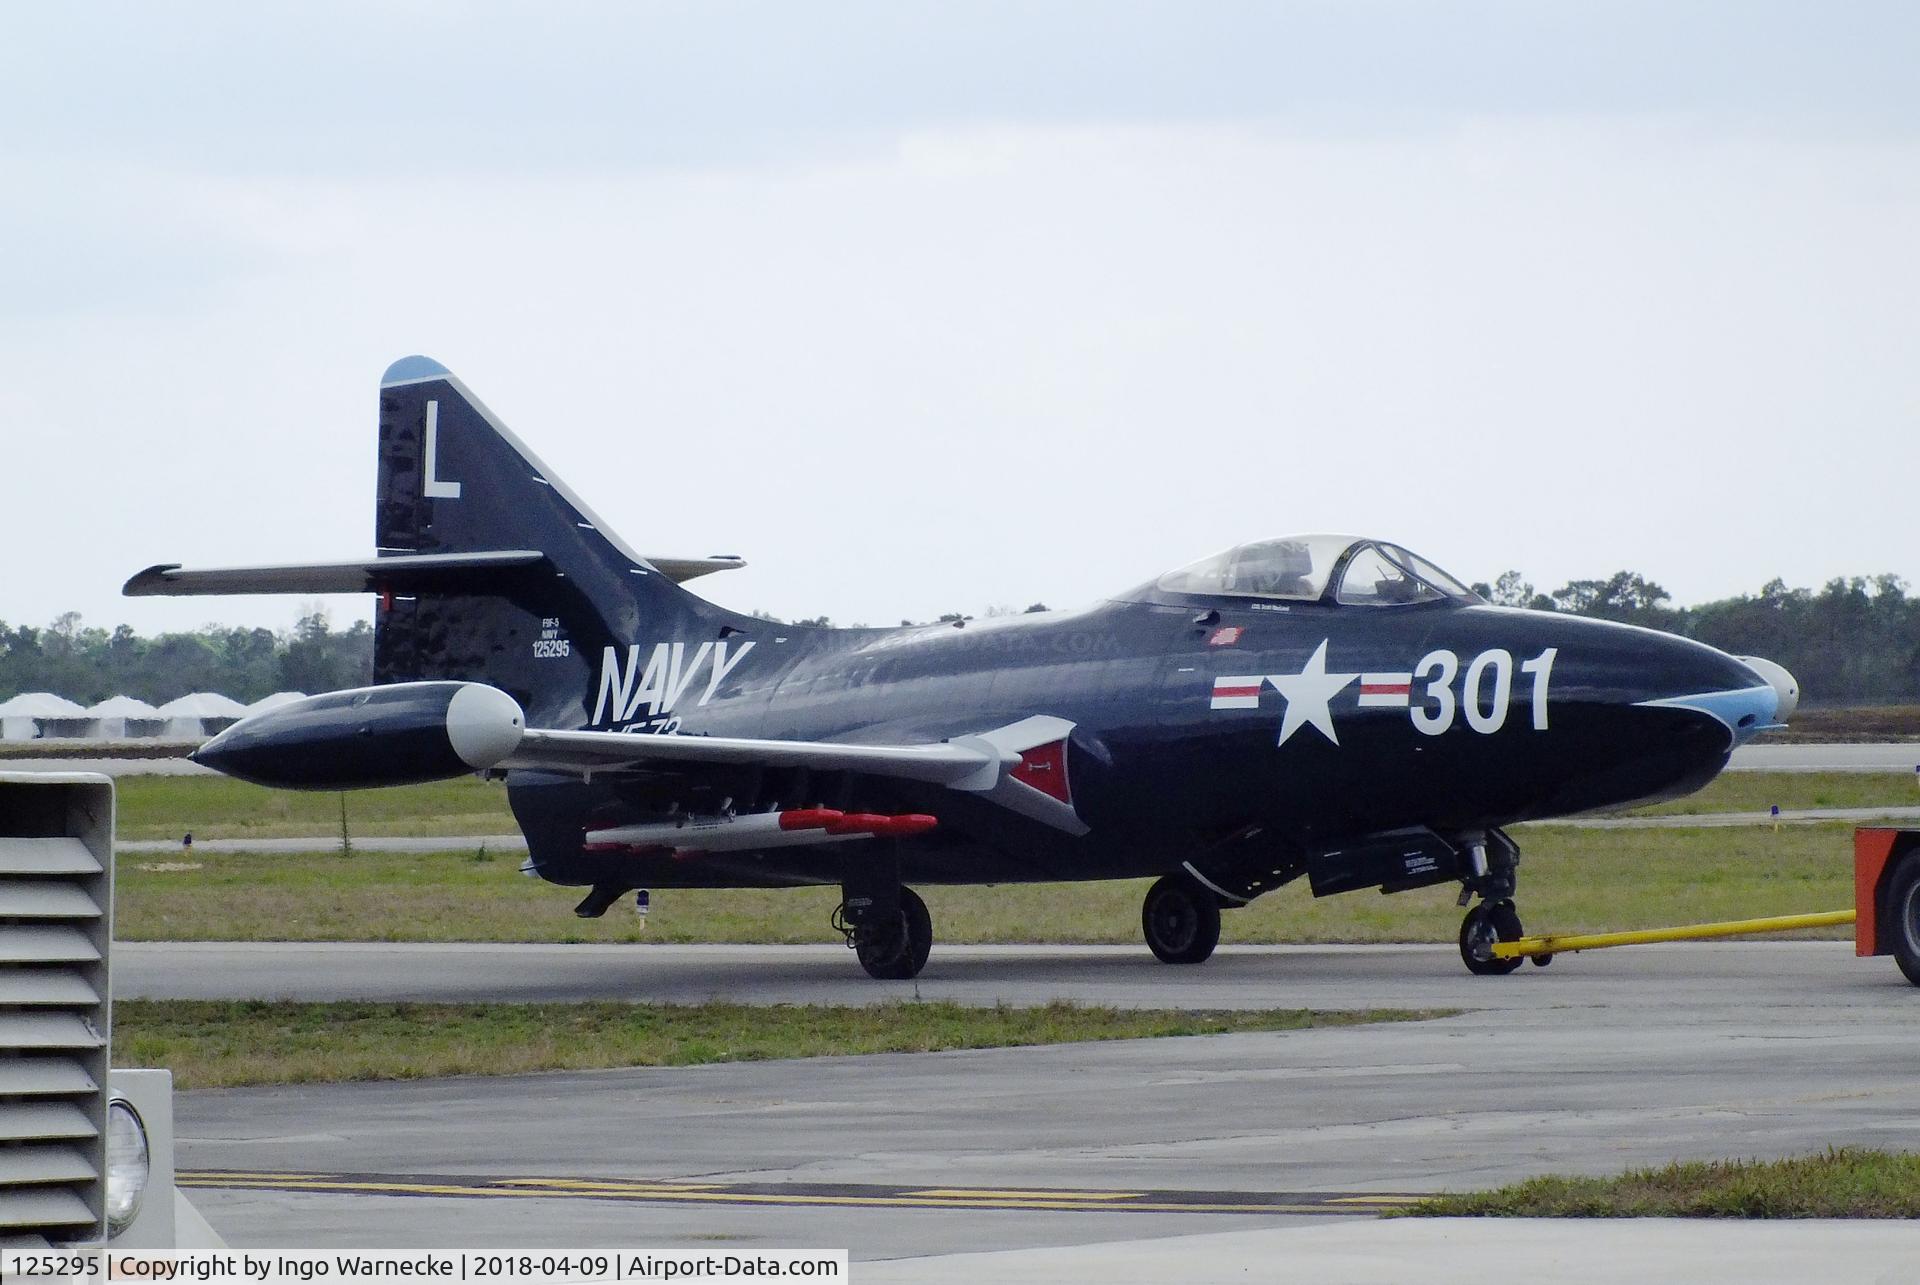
xmin=126 ymin=356 xmax=1802 ymax=978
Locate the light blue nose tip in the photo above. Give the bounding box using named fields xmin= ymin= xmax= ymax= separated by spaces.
xmin=1637 ymin=683 xmax=1781 ymax=747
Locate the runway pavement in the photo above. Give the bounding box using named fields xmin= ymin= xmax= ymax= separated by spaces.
xmin=148 ymin=941 xmax=1920 ymax=1265
xmin=119 ymin=939 xmax=1896 ymax=1009
xmin=112 ymin=801 xmax=1920 ymax=856
xmin=1730 ymin=741 xmax=1919 ymax=772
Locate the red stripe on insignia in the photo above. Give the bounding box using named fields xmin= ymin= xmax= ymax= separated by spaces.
xmin=1214 ymin=684 xmax=1262 ymax=698
xmin=1360 ymin=683 xmax=1410 ymax=695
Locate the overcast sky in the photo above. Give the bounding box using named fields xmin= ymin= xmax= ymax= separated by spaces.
xmin=4 ymin=1 xmax=1916 ymax=637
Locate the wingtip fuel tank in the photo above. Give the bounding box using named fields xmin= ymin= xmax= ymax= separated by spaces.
xmin=193 ymin=682 xmax=525 ymax=790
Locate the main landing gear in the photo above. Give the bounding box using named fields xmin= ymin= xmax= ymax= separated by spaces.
xmin=1454 ymin=831 xmax=1546 ymax=976
xmin=835 ymin=844 xmax=934 ymax=980
xmin=1142 ymin=874 xmax=1222 ymax=964
xmin=837 ymin=885 xmax=934 ymax=980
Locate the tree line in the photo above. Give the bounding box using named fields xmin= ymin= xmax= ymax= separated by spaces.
xmin=1470 ymin=571 xmax=1919 ymax=705
xmin=0 ymin=611 xmax=373 ymax=706
xmin=3 ymin=572 xmax=1916 ymax=706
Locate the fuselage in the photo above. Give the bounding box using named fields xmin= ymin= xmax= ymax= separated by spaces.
xmin=514 ymin=586 xmax=1774 ymax=892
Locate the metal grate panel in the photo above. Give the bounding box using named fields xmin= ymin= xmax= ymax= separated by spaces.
xmin=0 ymin=883 xmax=101 ymax=919
xmin=0 ymin=1061 xmax=96 ymax=1098
xmin=0 ymin=838 xmax=100 ymax=877
xmin=0 ymin=927 xmax=100 ymax=965
xmin=0 ymin=1145 xmax=96 ymax=1186
xmin=0 ymin=774 xmax=112 ymax=1244
xmin=0 ymin=972 xmax=99 ymax=1008
xmin=0 ymin=1188 xmax=96 ymax=1229
xmin=0 ymin=1014 xmax=102 ymax=1051
xmin=0 ymin=1103 xmax=97 ymax=1143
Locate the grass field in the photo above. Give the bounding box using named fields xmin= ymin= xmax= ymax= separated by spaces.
xmin=1624 ymin=771 xmax=1919 ymax=815
xmin=117 ymin=776 xmax=518 ymax=841
xmin=111 ymin=999 xmax=1435 ymax=1089
xmin=116 ymin=823 xmax=1864 ymax=944
xmin=1407 ymin=1149 xmax=1920 ymax=1218
xmin=109 ymin=769 xmax=1920 ymax=843
xmin=1771 ymin=707 xmax=1920 ymax=743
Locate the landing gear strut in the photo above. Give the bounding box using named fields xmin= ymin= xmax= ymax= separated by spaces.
xmin=1455 ymin=831 xmax=1540 ymax=976
xmin=835 ymin=843 xmax=934 ymax=981
xmin=1142 ymin=875 xmax=1222 ymax=964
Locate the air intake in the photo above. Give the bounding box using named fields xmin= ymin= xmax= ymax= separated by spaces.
xmin=0 ymin=774 xmax=112 ymax=1246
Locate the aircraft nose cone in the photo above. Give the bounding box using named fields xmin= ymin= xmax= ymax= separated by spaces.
xmin=1636 ymin=642 xmax=1783 ymax=747
xmin=188 ymin=727 xmax=231 ymax=770
xmin=1738 ymin=655 xmax=1800 ymax=724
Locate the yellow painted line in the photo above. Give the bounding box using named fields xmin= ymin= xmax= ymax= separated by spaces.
xmin=176 ymin=1177 xmax=1333 ymax=1215
xmin=500 ymin=1178 xmax=724 ymax=1192
xmin=1491 ymin=908 xmax=1856 ymax=958
xmin=182 ymin=1179 xmax=519 ymax=1199
xmin=1328 ymin=1195 xmax=1423 ymax=1205
xmin=906 ymin=1188 xmax=1144 ymax=1201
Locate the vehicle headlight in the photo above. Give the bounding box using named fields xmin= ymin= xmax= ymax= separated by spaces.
xmin=105 ymin=1098 xmax=149 ymax=1236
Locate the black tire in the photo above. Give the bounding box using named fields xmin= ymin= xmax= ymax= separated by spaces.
xmin=1460 ymin=900 xmax=1525 ymax=976
xmin=1142 ymin=875 xmax=1222 ymax=965
xmin=856 ymin=886 xmax=933 ymax=980
xmin=1884 ymin=854 xmax=1920 ymax=988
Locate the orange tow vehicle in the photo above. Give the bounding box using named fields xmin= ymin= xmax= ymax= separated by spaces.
xmin=1856 ymin=828 xmax=1920 ymax=986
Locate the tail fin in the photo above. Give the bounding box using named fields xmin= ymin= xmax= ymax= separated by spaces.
xmin=374 ymin=356 xmax=747 ymax=726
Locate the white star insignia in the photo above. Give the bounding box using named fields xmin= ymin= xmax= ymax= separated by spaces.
xmin=1266 ymin=639 xmax=1360 ymax=747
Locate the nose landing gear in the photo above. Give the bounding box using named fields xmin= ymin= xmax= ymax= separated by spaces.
xmin=1459 ymin=899 xmax=1525 ymax=975
xmin=1455 ymin=831 xmax=1539 ymax=976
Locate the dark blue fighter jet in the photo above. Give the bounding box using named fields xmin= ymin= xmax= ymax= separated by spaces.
xmin=128 ymin=356 xmax=1801 ymax=978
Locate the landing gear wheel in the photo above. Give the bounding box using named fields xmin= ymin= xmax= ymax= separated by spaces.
xmin=1885 ymin=855 xmax=1920 ymax=988
xmin=855 ymin=886 xmax=933 ymax=980
xmin=1142 ymin=875 xmax=1222 ymax=965
xmin=1459 ymin=900 xmax=1525 ymax=976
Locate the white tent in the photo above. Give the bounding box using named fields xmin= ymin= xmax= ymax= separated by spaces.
xmin=244 ymin=692 xmax=307 ymax=714
xmin=84 ymin=694 xmax=166 ymax=740
xmin=157 ymin=692 xmax=249 ymax=740
xmin=0 ymin=692 xmax=88 ymax=741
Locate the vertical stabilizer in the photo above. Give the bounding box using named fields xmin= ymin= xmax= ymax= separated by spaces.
xmin=373 ymin=356 xmax=740 ymax=727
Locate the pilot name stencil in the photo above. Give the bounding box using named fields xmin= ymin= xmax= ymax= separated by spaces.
xmin=1213 ymin=642 xmax=1558 ymax=746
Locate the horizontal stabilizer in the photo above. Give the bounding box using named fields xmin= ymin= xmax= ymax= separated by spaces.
xmin=125 ymin=551 xmax=746 ymax=597
xmin=124 ymin=551 xmax=546 ymax=597
xmin=643 ymin=555 xmax=748 ymax=583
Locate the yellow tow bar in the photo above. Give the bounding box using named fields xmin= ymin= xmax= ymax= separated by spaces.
xmin=1490 ymin=908 xmax=1857 ymax=960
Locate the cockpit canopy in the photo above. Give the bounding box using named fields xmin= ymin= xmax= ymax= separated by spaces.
xmin=1155 ymin=535 xmax=1479 ymax=607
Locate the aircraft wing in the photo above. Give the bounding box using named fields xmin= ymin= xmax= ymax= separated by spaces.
xmin=505 ymin=714 xmax=1089 ymax=834
xmin=191 ymin=683 xmax=1093 ymax=836
xmin=503 ymin=727 xmax=1006 ymax=787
